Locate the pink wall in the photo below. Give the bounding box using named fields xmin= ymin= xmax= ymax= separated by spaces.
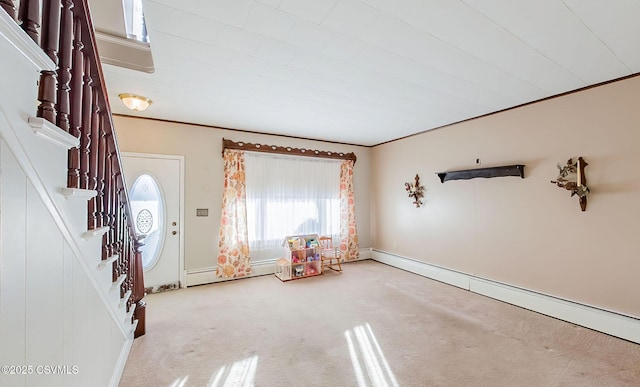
xmin=371 ymin=75 xmax=640 ymax=318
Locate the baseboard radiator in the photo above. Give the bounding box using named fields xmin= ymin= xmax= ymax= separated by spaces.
xmin=371 ymin=250 xmax=640 ymax=344
xmin=186 ymin=248 xmax=372 ymax=286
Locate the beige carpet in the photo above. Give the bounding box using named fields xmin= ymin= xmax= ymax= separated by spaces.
xmin=119 ymin=260 xmax=640 ymax=386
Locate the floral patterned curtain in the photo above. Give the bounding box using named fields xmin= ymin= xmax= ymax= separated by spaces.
xmin=217 ymin=149 xmax=251 ymax=278
xmin=339 ymin=159 xmax=359 ymax=260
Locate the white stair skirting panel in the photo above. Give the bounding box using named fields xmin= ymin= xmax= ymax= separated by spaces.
xmin=0 ymin=108 xmax=132 ymax=339
xmin=372 ymin=250 xmax=640 ymax=344
xmin=1 ymin=19 xmax=135 ymax=386
xmin=0 ymin=10 xmax=56 ymax=71
xmin=109 ymin=336 xmax=134 ymax=387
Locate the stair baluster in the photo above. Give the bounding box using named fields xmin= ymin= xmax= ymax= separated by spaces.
xmin=87 ymin=100 xmax=100 ymax=230
xmin=37 ymin=0 xmax=61 ymax=124
xmin=0 ymin=0 xmax=15 ymax=20
xmin=1 ymin=0 xmax=145 ymax=337
xmin=69 ymin=17 xmax=83 ymax=192
xmin=18 ymin=0 xmax=40 ymax=43
xmin=80 ymin=54 xmax=93 ymax=191
xmin=96 ymin=121 xmax=106 ymax=229
xmin=57 ymin=0 xmax=73 ymax=131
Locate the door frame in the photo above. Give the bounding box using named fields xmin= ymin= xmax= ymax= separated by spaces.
xmin=122 ymin=152 xmax=186 ymax=289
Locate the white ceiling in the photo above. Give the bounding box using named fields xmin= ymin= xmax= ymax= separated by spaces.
xmin=99 ymin=0 xmax=640 ymax=146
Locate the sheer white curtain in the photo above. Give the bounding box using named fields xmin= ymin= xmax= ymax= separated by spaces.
xmin=244 ymin=152 xmax=341 ymax=261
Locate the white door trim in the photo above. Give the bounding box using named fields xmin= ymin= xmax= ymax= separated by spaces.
xmin=122 ymin=152 xmax=186 ymax=289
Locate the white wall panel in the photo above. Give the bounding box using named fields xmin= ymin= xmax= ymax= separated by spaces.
xmin=1 ymin=17 xmax=134 ymax=386
xmin=25 ymin=182 xmax=66 ymax=387
xmin=63 ymin=243 xmax=73 ymax=385
xmin=71 ymin=252 xmax=90 ymax=387
xmin=0 ymin=139 xmax=27 ymax=386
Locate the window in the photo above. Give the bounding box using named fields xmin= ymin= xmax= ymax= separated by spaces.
xmin=244 ymin=153 xmax=340 ymax=261
xmin=123 ymin=0 xmax=149 ymax=42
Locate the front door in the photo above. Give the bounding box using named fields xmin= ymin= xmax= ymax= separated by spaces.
xmin=122 ymin=153 xmax=184 ymax=292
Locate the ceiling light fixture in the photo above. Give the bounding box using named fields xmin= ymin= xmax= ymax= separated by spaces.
xmin=118 ymin=93 xmax=152 ymax=111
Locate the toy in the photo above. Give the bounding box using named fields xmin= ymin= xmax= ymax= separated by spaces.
xmin=288 ymin=238 xmax=302 ymax=249
xmin=278 ymin=234 xmax=323 ymax=281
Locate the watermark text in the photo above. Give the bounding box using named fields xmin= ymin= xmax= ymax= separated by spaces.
xmin=1 ymin=365 xmax=79 ymax=375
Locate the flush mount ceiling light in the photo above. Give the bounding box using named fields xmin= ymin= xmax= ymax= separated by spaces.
xmin=118 ymin=93 xmax=152 ymax=111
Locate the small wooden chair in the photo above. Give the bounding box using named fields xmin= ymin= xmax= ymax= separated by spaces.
xmin=319 ymin=236 xmax=342 ymax=273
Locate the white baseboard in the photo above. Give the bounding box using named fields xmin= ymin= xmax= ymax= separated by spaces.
xmin=372 ymin=250 xmax=469 ymax=289
xmin=357 ymin=247 xmax=372 ymax=260
xmin=187 ymin=248 xmax=372 ymax=287
xmin=186 ymin=260 xmax=277 ymax=287
xmin=371 ymin=250 xmax=640 ymax=344
xmin=109 ymin=337 xmax=133 ymax=387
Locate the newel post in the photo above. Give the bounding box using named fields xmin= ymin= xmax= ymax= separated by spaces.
xmin=133 ymin=239 xmax=146 ymax=338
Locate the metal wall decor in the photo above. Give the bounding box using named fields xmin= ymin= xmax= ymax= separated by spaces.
xmin=405 ymin=174 xmax=425 ymax=208
xmin=551 ymin=157 xmax=589 ymax=211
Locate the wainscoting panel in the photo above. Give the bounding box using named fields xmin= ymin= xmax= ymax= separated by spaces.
xmin=0 ymin=143 xmax=130 ymax=386
xmin=1 ymin=11 xmax=134 ymax=386
xmin=0 ymin=139 xmax=28 ymax=385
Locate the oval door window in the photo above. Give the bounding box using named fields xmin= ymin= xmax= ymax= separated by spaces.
xmin=129 ymin=173 xmax=165 ymax=270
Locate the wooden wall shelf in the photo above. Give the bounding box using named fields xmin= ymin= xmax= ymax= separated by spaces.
xmin=437 ymin=165 xmax=525 ymax=183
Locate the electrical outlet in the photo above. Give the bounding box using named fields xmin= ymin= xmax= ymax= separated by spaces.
xmin=196 ymin=208 xmax=208 ymax=217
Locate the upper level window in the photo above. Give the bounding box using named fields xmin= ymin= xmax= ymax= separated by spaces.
xmin=123 ymin=0 xmax=149 ymax=43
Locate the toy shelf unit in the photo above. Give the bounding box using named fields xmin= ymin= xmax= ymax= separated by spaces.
xmin=275 ymin=234 xmax=322 ymax=281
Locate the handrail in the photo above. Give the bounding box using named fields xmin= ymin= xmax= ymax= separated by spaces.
xmin=3 ymin=0 xmax=145 ymax=337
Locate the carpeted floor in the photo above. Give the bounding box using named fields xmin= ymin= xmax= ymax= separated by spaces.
xmin=119 ymin=260 xmax=640 ymax=387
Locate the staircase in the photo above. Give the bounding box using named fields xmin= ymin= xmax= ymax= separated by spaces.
xmin=0 ymin=2 xmax=143 ymax=386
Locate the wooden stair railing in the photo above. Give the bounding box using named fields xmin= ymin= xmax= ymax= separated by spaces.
xmin=3 ymin=0 xmax=145 ymax=338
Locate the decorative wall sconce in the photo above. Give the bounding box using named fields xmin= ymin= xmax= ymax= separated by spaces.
xmin=405 ymin=174 xmax=425 ymax=208
xmin=551 ymin=157 xmax=589 ymax=211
